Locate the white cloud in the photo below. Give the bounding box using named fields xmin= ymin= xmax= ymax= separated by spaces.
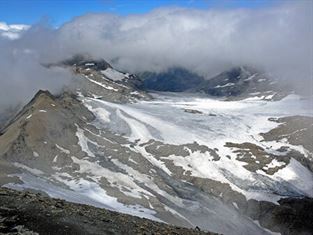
xmin=0 ymin=22 xmax=29 ymax=39
xmin=55 ymin=1 xmax=312 ymax=81
xmin=0 ymin=1 xmax=312 ymax=114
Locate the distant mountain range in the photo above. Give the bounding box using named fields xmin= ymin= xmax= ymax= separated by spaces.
xmin=139 ymin=66 xmax=292 ymax=100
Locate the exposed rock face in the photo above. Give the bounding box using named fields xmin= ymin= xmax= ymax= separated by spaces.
xmin=61 ymin=54 xmax=113 ymax=71
xmin=184 ymin=109 xmax=203 ymax=114
xmin=0 ymin=90 xmax=94 ymax=186
xmin=243 ymin=197 xmax=313 ymax=235
xmin=261 ymin=116 xmax=313 ymax=153
xmin=50 ymin=54 xmax=152 ymax=103
xmin=271 ymin=197 xmax=313 ymax=235
xmin=0 ymin=187 xmax=215 ymax=235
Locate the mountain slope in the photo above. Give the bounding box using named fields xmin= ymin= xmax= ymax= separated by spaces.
xmin=139 ymin=66 xmax=291 ymax=100
xmin=51 ymin=54 xmax=151 ymax=103
xmin=0 ymin=187 xmax=215 ymax=235
xmin=0 ymin=57 xmax=312 ymax=235
xmin=193 ymin=66 xmax=289 ymax=100
xmin=0 ymin=90 xmax=250 ymax=234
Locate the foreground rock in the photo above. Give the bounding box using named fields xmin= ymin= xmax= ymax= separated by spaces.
xmin=0 ymin=187 xmax=215 ymax=235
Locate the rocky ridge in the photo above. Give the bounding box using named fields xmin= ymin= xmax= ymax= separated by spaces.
xmin=0 ymin=187 xmax=215 ymax=235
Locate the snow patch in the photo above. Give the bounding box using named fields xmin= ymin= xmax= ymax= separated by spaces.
xmin=13 ymin=163 xmax=44 ymax=175
xmin=33 ymin=151 xmax=39 ymax=157
xmin=75 ymin=124 xmax=96 ymax=158
xmin=215 ymin=83 xmax=235 ymax=88
xmin=101 ymin=68 xmax=126 ymax=81
xmin=55 ymin=144 xmax=70 ymax=154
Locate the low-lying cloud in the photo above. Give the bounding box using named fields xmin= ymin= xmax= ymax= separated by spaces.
xmin=0 ymin=26 xmax=73 ymax=116
xmin=0 ymin=0 xmax=312 ymax=115
xmin=56 ymin=1 xmax=312 ymax=79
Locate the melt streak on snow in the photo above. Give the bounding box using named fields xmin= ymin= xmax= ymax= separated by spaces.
xmin=83 ymin=93 xmax=313 ymax=202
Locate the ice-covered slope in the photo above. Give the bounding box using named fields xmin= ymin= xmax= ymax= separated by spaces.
xmin=0 ymin=86 xmax=312 ymax=234
xmin=80 ymin=93 xmax=313 ymax=200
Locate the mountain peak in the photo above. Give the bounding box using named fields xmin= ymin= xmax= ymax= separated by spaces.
xmin=61 ymin=54 xmax=112 ymax=71
xmin=32 ymin=89 xmax=54 ymax=101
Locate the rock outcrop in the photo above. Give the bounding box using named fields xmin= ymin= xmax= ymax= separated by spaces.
xmin=0 ymin=187 xmax=215 ymax=235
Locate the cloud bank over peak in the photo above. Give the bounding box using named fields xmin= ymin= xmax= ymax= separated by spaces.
xmin=55 ymin=1 xmax=312 ymax=80
xmin=0 ymin=1 xmax=312 ymax=113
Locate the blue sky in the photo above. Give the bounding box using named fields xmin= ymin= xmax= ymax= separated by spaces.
xmin=1 ymin=0 xmax=281 ymax=26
